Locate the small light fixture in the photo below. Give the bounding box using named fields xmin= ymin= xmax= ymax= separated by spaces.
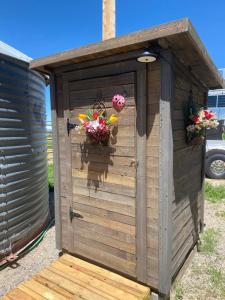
xmin=137 ymin=50 xmax=158 ymax=63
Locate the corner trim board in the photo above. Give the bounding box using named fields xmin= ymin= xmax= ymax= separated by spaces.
xmin=50 ymin=73 xmax=62 ymax=250
xmin=136 ymin=66 xmax=148 ymax=282
xmin=159 ymin=49 xmax=175 ymax=295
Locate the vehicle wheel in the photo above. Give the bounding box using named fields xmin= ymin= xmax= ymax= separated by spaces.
xmin=205 ymin=153 xmax=225 ymax=179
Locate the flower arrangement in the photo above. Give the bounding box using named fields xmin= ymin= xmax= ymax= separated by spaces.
xmin=186 ymin=108 xmax=219 ymax=145
xmin=76 ymin=93 xmax=126 ymax=144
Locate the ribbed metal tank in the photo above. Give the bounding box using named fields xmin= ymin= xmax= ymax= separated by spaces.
xmin=0 ymin=41 xmax=49 ymax=260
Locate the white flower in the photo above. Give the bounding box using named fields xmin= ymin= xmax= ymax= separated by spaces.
xmin=90 ymin=119 xmax=100 ymax=130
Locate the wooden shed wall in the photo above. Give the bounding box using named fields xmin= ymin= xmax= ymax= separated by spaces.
xmin=171 ymin=62 xmax=206 ymax=278
xmin=52 ymin=59 xmax=161 ymax=289
xmin=146 ymin=61 xmax=160 ymax=288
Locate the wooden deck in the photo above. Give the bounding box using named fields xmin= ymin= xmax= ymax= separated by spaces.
xmin=1 ymin=254 xmax=150 ymax=300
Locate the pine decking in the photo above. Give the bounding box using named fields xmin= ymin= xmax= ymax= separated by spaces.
xmin=1 ymin=254 xmax=150 ymax=300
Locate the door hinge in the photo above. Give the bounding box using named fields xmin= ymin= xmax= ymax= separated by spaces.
xmin=69 ymin=207 xmax=83 ymax=222
xmin=67 ymin=118 xmax=78 ymax=135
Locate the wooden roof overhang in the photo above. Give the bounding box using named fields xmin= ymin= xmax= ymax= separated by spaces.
xmin=30 ymin=18 xmax=224 ymax=89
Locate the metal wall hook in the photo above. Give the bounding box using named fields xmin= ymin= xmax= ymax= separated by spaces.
xmin=67 ymin=118 xmax=78 ymax=135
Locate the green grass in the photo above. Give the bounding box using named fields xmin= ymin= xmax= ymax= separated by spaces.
xmin=47 ymin=138 xmax=53 ymax=148
xmin=205 ymin=182 xmax=225 ymax=203
xmin=207 ymin=266 xmax=225 ymax=297
xmin=199 ymin=228 xmax=220 ymax=253
xmin=175 ymin=285 xmax=184 ymax=300
xmin=48 ymin=164 xmax=54 ymax=191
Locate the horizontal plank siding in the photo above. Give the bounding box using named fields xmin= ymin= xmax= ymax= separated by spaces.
xmin=67 ymin=69 xmax=137 ymax=278
xmin=171 ymin=61 xmax=206 ymax=278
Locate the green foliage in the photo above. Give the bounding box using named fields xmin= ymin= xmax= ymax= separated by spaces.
xmin=47 ymin=138 xmax=52 ymax=149
xmin=205 ymin=182 xmax=225 ymax=203
xmin=175 ymin=285 xmax=184 ymax=300
xmin=48 ymin=164 xmax=54 ymax=191
xmin=199 ymin=228 xmax=220 ymax=253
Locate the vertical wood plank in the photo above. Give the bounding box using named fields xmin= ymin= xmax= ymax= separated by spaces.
xmin=62 ymin=77 xmax=74 ymax=252
xmin=200 ymin=91 xmax=208 ymax=231
xmin=102 ymin=0 xmax=116 ymax=40
xmin=50 ymin=73 xmax=62 ymax=250
xmin=136 ymin=66 xmax=147 ymax=282
xmin=159 ymin=49 xmax=175 ymax=295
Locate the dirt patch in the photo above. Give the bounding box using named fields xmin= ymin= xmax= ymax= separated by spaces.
xmin=171 ymin=199 xmax=225 ymax=300
xmin=0 ymin=225 xmax=59 ymax=297
xmin=206 ymin=178 xmax=225 ymax=187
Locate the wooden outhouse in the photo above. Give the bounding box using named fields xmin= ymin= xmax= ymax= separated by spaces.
xmin=31 ymin=19 xmax=224 ymax=298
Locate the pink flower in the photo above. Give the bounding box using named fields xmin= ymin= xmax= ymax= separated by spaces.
xmin=112 ymin=94 xmax=126 ymax=111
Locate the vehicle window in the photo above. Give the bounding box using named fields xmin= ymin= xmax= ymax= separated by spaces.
xmin=208 ymin=95 xmax=217 ymax=107
xmin=218 ymin=95 xmax=225 ymax=107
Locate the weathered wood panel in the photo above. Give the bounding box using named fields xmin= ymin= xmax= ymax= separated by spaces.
xmin=171 ymin=61 xmax=206 ymax=278
xmin=66 ymin=70 xmax=137 ymax=279
xmin=54 ymin=75 xmax=70 ymax=251
xmin=146 ymin=61 xmax=161 ymax=289
xmin=2 ymin=254 xmax=150 ymax=300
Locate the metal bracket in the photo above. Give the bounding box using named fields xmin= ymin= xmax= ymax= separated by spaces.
xmin=69 ymin=207 xmax=83 ymax=222
xmin=67 ymin=118 xmax=78 ymax=135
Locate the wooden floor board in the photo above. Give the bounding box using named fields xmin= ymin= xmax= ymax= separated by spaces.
xmin=1 ymin=254 xmax=150 ymax=300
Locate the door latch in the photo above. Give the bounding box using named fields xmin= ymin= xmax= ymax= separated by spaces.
xmin=67 ymin=118 xmax=78 ymax=135
xmin=69 ymin=207 xmax=83 ymax=222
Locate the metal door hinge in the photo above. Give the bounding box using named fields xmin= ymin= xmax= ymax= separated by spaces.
xmin=69 ymin=207 xmax=83 ymax=222
xmin=67 ymin=118 xmax=78 ymax=135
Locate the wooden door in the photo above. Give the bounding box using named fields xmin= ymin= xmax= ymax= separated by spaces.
xmin=63 ymin=61 xmax=147 ymax=280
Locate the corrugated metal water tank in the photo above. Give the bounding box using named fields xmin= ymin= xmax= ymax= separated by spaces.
xmin=0 ymin=41 xmax=49 ymax=260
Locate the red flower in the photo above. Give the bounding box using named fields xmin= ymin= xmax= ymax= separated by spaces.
xmin=99 ymin=118 xmax=106 ymax=125
xmin=204 ymin=110 xmax=214 ymax=120
xmin=92 ymin=111 xmax=99 ymax=119
xmin=192 ymin=115 xmax=200 ymax=124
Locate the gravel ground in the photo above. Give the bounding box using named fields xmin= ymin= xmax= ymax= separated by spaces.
xmin=0 ymin=181 xmax=224 ymax=299
xmin=206 ymin=178 xmax=225 ymax=186
xmin=0 ymin=225 xmax=59 ymax=297
xmin=171 ymin=180 xmax=225 ymax=300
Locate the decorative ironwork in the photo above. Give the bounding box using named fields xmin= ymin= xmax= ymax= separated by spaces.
xmin=92 ymin=90 xmax=106 ymax=115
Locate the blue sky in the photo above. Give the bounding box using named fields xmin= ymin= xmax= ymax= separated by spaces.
xmin=1 ymin=0 xmax=225 ymax=122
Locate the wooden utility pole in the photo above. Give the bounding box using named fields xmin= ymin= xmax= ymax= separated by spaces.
xmin=102 ymin=0 xmax=115 ymax=40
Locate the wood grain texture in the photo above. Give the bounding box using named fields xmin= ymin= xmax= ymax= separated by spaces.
xmin=136 ymin=66 xmax=148 ymax=282
xmin=102 ymin=0 xmax=115 ymax=40
xmin=31 ymin=19 xmax=223 ymax=89
xmin=171 ymin=59 xmax=206 ymax=278
xmin=2 ymin=254 xmax=150 ymax=300
xmin=146 ymin=61 xmax=161 ymax=288
xmin=158 ymin=50 xmax=175 ymax=295
xmin=64 ymin=66 xmax=138 ymax=279
xmin=62 ymin=78 xmax=74 ymax=253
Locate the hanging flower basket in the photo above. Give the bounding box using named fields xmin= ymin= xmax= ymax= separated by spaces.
xmin=189 ymin=135 xmax=205 ymax=146
xmin=76 ymin=94 xmax=126 ymax=145
xmin=76 ymin=110 xmax=118 ymax=144
xmin=186 ymin=108 xmax=219 ymax=145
